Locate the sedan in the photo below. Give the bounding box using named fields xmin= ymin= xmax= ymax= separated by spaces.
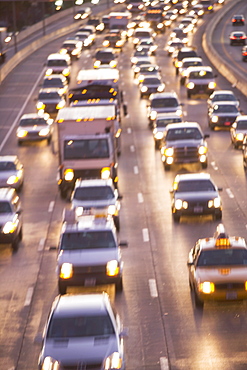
xmin=38 ymin=293 xmax=127 ymax=369
xmin=208 ymin=102 xmax=241 ymax=130
xmin=0 ymin=156 xmax=24 ymax=191
xmin=170 ymin=172 xmax=222 ymax=223
xmin=59 ymin=39 xmax=82 ymax=60
xmin=232 ymin=14 xmax=245 ymax=26
xmin=42 ymin=74 xmax=68 ymax=95
xmin=139 ymin=76 xmax=165 ymax=98
xmin=229 ymin=31 xmax=247 ymax=46
xmin=36 ymin=88 xmax=66 ymax=115
xmin=207 ymin=90 xmax=239 ymax=110
xmin=135 ymin=64 xmax=160 ymax=83
xmin=16 ymin=113 xmax=53 ymax=144
xmin=136 ymin=39 xmax=158 ymax=55
xmin=230 ymin=115 xmax=247 ymax=148
xmin=242 ymin=45 xmax=247 ymax=61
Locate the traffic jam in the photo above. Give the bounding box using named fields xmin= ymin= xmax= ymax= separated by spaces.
xmin=2 ymin=0 xmax=247 ymax=368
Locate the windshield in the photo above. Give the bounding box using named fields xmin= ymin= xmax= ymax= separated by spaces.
xmin=166 ymin=127 xmax=202 ymax=140
xmin=237 ymin=120 xmax=247 ymax=129
xmin=38 ymin=92 xmax=60 ymax=100
xmin=0 ymin=162 xmax=16 ymax=171
xmin=64 ymin=138 xmax=109 ymax=160
xmin=60 ymin=230 xmax=116 ymax=250
xmin=0 ymin=201 xmax=12 ymax=213
xmin=96 ymin=52 xmax=115 ymax=60
xmin=19 ymin=118 xmax=46 ymax=126
xmin=213 ymin=94 xmax=236 ymax=102
xmin=144 ymin=78 xmax=161 ymax=84
xmin=47 ymin=60 xmax=68 ymax=67
xmin=69 ymin=85 xmax=118 ymax=101
xmin=176 ymin=179 xmax=215 ymax=192
xmin=74 ymin=186 xmax=114 ymax=201
xmin=43 ymin=79 xmax=63 ymax=88
xmin=47 ymin=315 xmax=115 ymax=338
xmin=152 ymin=98 xmax=179 ymax=108
xmin=197 ymin=248 xmax=247 ymax=267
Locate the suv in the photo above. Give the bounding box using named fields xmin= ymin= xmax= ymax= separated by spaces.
xmin=94 ymin=48 xmax=117 ymax=68
xmin=160 ymin=122 xmax=209 ymax=170
xmin=38 ymin=293 xmax=126 ymax=370
xmin=45 ymin=53 xmax=71 ymax=80
xmin=147 ymin=92 xmax=183 ymax=127
xmin=56 ymin=213 xmax=127 ymax=294
xmin=0 ymin=188 xmax=23 ymax=251
xmin=71 ymin=178 xmax=122 ymax=230
xmin=185 ymin=66 xmax=216 ymax=98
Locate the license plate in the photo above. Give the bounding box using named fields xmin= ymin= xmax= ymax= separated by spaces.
xmin=194 ymin=206 xmax=203 ymax=213
xmin=224 ymin=121 xmax=231 ymax=126
xmin=84 ymin=278 xmax=96 ymax=286
xmin=226 ymin=291 xmax=237 ymax=300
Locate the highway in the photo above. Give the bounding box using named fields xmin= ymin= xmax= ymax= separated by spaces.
xmin=1 ymin=1 xmax=247 ymax=369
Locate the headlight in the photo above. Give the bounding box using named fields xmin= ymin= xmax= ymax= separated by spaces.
xmin=3 ymin=219 xmax=18 ymax=234
xmin=157 ymin=23 xmax=164 ymax=29
xmin=75 ymin=206 xmax=84 ymax=217
xmin=174 ymin=199 xmax=188 ymax=210
xmin=164 ymin=147 xmax=174 ymax=157
xmin=157 ymin=85 xmax=165 ymax=92
xmin=17 ymin=129 xmax=28 ymax=138
xmin=187 ymin=82 xmax=195 ymax=89
xmin=94 ymin=60 xmax=101 ymax=68
xmin=116 ymin=40 xmax=123 ymax=47
xmin=37 ymin=102 xmax=45 ymax=110
xmin=39 ymin=128 xmax=50 ymax=137
xmin=64 ymin=168 xmax=74 ymax=181
xmin=150 ymin=111 xmax=157 ymax=121
xmin=7 ymin=175 xmax=19 ymax=185
xmin=45 ymin=68 xmax=53 ymax=76
xmin=103 ymin=40 xmax=110 ymax=47
xmin=208 ymin=81 xmax=216 ymax=89
xmin=211 ymin=116 xmax=218 ymax=123
xmin=198 ymin=281 xmax=215 ymax=294
xmin=56 ymin=100 xmax=66 ymax=110
xmin=198 ymin=145 xmax=207 ymax=155
xmin=108 ymin=205 xmax=117 ymax=215
xmin=131 ymin=57 xmax=138 ymax=64
xmin=84 ymin=39 xmax=91 ymax=47
xmin=104 ymin=352 xmax=122 ymax=370
xmin=236 ymin=133 xmax=244 ymax=141
xmin=41 ymin=357 xmax=60 ymax=370
xmin=176 ymin=109 xmax=182 ymax=116
xmin=175 ymin=61 xmax=183 ymax=68
xmin=133 ymin=38 xmax=139 ymax=44
xmin=109 ymin=60 xmax=117 ymax=68
xmin=141 ymin=86 xmax=148 ymax=92
xmin=60 ymin=48 xmax=67 ymax=55
xmin=154 ymin=131 xmax=163 ymax=140
xmin=101 ymin=167 xmax=111 ymax=179
xmin=106 ymin=260 xmax=119 ymax=277
xmin=60 ymin=263 xmax=73 ymax=279
xmin=208 ymin=197 xmax=221 ymax=208
xmin=62 ymin=68 xmax=70 ymax=77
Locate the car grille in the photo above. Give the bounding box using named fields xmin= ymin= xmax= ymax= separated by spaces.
xmin=74 ymin=169 xmax=102 ymax=180
xmin=73 ymin=265 xmax=106 ymax=274
xmin=173 ymin=146 xmax=199 ymax=163
xmin=217 ymin=116 xmax=237 ymax=125
xmin=215 ymin=283 xmax=245 ymax=290
xmin=61 ymin=363 xmax=102 ymax=370
xmin=44 ymin=103 xmax=57 ymax=113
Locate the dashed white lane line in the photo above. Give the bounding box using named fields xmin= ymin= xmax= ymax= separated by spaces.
xmin=149 ymin=279 xmax=158 ymax=298
xmin=38 ymin=238 xmax=45 ymax=252
xmin=48 ymin=201 xmax=55 ymax=212
xmin=127 ymin=127 xmax=132 ymax=134
xmin=211 ymin=161 xmax=218 ymax=170
xmin=130 ymin=145 xmax=135 ymax=152
xmin=142 ymin=228 xmax=149 ymax=242
xmin=160 ymin=357 xmax=169 ymax=370
xmin=226 ymin=188 xmax=234 ymax=198
xmin=24 ymin=287 xmax=34 ymax=307
xmin=134 ymin=166 xmax=139 ymax=174
xmin=138 ymin=192 xmax=143 ymax=203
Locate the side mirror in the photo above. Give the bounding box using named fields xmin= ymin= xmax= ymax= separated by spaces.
xmin=123 ymin=103 xmax=128 ymax=116
xmin=119 ymin=241 xmax=128 ymax=248
xmin=204 ymin=134 xmax=210 ymax=138
xmin=218 ymin=187 xmax=223 ymax=192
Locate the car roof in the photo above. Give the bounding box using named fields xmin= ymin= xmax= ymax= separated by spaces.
xmin=47 ymin=53 xmax=70 ymax=61
xmin=150 ymin=91 xmax=178 ymax=99
xmin=74 ymin=178 xmax=114 ymax=188
xmin=43 ymin=74 xmax=66 ymax=81
xmin=187 ymin=65 xmax=213 ymax=72
xmin=0 ymin=155 xmax=18 ymax=163
xmin=211 ymin=90 xmax=236 ymax=96
xmin=62 ymin=215 xmax=116 ymax=233
xmin=166 ymin=121 xmax=200 ymax=130
xmin=174 ymin=173 xmax=211 ymax=182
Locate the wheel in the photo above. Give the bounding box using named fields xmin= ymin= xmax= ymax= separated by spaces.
xmin=47 ymin=136 xmax=51 ymax=145
xmin=187 ymin=90 xmax=191 ymax=99
xmin=173 ymin=213 xmax=180 ymax=223
xmin=201 ymin=162 xmax=208 ymax=169
xmin=58 ymin=282 xmax=67 ymax=295
xmin=180 ymin=77 xmax=185 ymax=86
xmin=164 ymin=163 xmax=171 ymax=171
xmin=193 ymin=288 xmax=204 ymax=309
xmin=60 ymin=188 xmax=68 ymax=200
xmin=18 ymin=140 xmax=22 ymax=146
xmin=209 ymin=124 xmax=215 ymax=131
xmin=19 ymin=227 xmax=23 ymax=241
xmin=154 ymin=140 xmax=160 ymax=150
xmin=115 ymin=277 xmax=123 ymax=292
xmin=214 ymin=211 xmax=222 ymax=220
xmin=175 ymin=68 xmax=179 ymax=76
xmin=12 ymin=237 xmax=20 ymax=252
xmin=114 ymin=216 xmax=120 ymax=232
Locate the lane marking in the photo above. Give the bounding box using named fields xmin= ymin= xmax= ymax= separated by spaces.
xmin=38 ymin=238 xmax=45 ymax=252
xmin=48 ymin=201 xmax=55 ymax=212
xmin=142 ymin=228 xmax=149 ymax=242
xmin=138 ymin=192 xmax=143 ymax=203
xmin=134 ymin=165 xmax=139 ymax=174
xmin=211 ymin=161 xmax=218 ymax=170
xmin=226 ymin=188 xmax=234 ymax=198
xmin=160 ymin=357 xmax=169 ymax=370
xmin=149 ymin=279 xmax=158 ymax=297
xmin=130 ymin=145 xmax=135 ymax=152
xmin=127 ymin=128 xmax=132 ymax=134
xmin=24 ymin=287 xmax=34 ymax=307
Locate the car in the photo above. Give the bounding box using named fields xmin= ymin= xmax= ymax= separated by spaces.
xmin=16 ymin=113 xmax=54 ymax=144
xmin=185 ymin=66 xmax=217 ymax=98
xmin=73 ymin=6 xmax=92 ymax=20
xmin=71 ymin=178 xmax=122 ymax=230
xmin=38 ymin=293 xmax=127 ymax=369
xmin=166 ymin=39 xmax=185 ymax=56
xmin=178 ymin=17 xmax=195 ymax=33
xmin=207 ymin=90 xmax=240 ymax=110
xmin=160 ymin=122 xmax=209 ymax=170
xmin=74 ymin=32 xmax=94 ymax=48
xmin=152 ymin=113 xmax=183 ymax=149
xmin=208 ymin=102 xmax=241 ymax=130
xmin=232 ymin=14 xmax=245 ymax=26
xmin=87 ymin=16 xmax=105 ymax=33
xmin=242 ymin=45 xmax=247 ymax=61
xmin=172 ymin=47 xmax=198 ymax=75
xmin=170 ymin=172 xmax=222 ymax=222
xmin=36 ymin=88 xmax=66 ymax=115
xmin=102 ymin=33 xmax=125 ymax=50
xmin=94 ymin=48 xmax=118 ymax=68
xmin=45 ymin=53 xmax=71 ymax=80
xmin=178 ymin=57 xmax=203 ymax=85
xmin=59 ymin=39 xmax=82 ymax=60
xmin=230 ymin=116 xmax=247 ymax=148
xmin=136 ymin=39 xmax=158 ymax=55
xmin=147 ymin=92 xmax=183 ymax=126
xmin=132 ymin=28 xmax=154 ymax=45
xmin=189 ymin=4 xmax=204 ymax=18
xmin=200 ymin=0 xmax=214 ymax=13
xmin=242 ymin=135 xmax=247 ymax=169
xmin=41 ymin=74 xmax=68 ymax=95
xmin=139 ymin=75 xmax=165 ymax=98
xmin=169 ymin=27 xmax=188 ymax=42
xmin=127 ymin=1 xmax=146 ymax=13
xmin=132 ymin=57 xmax=153 ymax=76
xmin=56 ymin=212 xmax=127 ymax=294
xmin=0 ymin=187 xmax=23 ymax=251
xmin=136 ymin=63 xmax=160 ymax=83
xmin=229 ymin=31 xmax=247 ymax=46
xmin=131 ymin=47 xmax=151 ymax=65
xmin=77 ymin=25 xmax=96 ymax=44
xmin=0 ymin=156 xmax=24 ymax=191
xmin=187 ymin=224 xmax=247 ymax=308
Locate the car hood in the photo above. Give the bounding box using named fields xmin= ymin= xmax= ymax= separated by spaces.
xmin=165 ymin=139 xmax=204 ymax=147
xmin=195 ymin=266 xmax=247 ymax=283
xmin=42 ymin=335 xmax=118 ymax=365
xmin=0 ymin=171 xmax=17 ymax=181
xmin=57 ymin=248 xmax=119 ymax=266
xmin=174 ymin=191 xmax=218 ymax=201
xmin=17 ymin=124 xmax=49 ymax=132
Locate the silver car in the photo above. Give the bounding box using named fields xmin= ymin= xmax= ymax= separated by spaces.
xmin=16 ymin=113 xmax=54 ymax=144
xmin=0 ymin=156 xmax=24 ymax=191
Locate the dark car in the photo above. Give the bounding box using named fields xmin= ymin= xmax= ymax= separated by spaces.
xmin=229 ymin=31 xmax=247 ymax=46
xmin=102 ymin=33 xmax=125 ymax=50
xmin=160 ymin=122 xmax=209 ymax=170
xmin=87 ymin=16 xmax=104 ymax=32
xmin=172 ymin=47 xmax=198 ymax=75
xmin=185 ymin=66 xmax=217 ymax=98
xmin=59 ymin=39 xmax=82 ymax=60
xmin=139 ymin=75 xmax=165 ymax=98
xmin=94 ymin=48 xmax=117 ymax=68
xmin=232 ymin=14 xmax=245 ymax=26
xmin=170 ymin=172 xmax=222 ymax=222
xmin=208 ymin=102 xmax=241 ymax=130
xmin=36 ymin=88 xmax=66 ymax=114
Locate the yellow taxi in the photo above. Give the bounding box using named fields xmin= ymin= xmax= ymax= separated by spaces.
xmin=187 ymin=224 xmax=247 ymax=309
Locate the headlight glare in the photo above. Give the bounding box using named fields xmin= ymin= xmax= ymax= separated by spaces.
xmin=60 ymin=263 xmax=73 ymax=279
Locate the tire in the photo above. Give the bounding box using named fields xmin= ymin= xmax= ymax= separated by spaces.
xmin=214 ymin=211 xmax=222 ymax=220
xmin=209 ymin=124 xmax=215 ymax=131
xmin=116 ymin=277 xmax=123 ymax=292
xmin=60 ymin=188 xmax=68 ymax=200
xmin=180 ymin=77 xmax=185 ymax=86
xmin=201 ymin=162 xmax=208 ymax=169
xmin=19 ymin=227 xmax=23 ymax=241
xmin=193 ymin=288 xmax=204 ymax=309
xmin=58 ymin=282 xmax=67 ymax=295
xmin=187 ymin=90 xmax=191 ymax=99
xmin=173 ymin=213 xmax=180 ymax=223
xmin=12 ymin=237 xmax=20 ymax=252
xmin=175 ymin=68 xmax=179 ymax=76
xmin=47 ymin=136 xmax=51 ymax=145
xmin=164 ymin=163 xmax=170 ymax=171
xmin=114 ymin=217 xmax=120 ymax=232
